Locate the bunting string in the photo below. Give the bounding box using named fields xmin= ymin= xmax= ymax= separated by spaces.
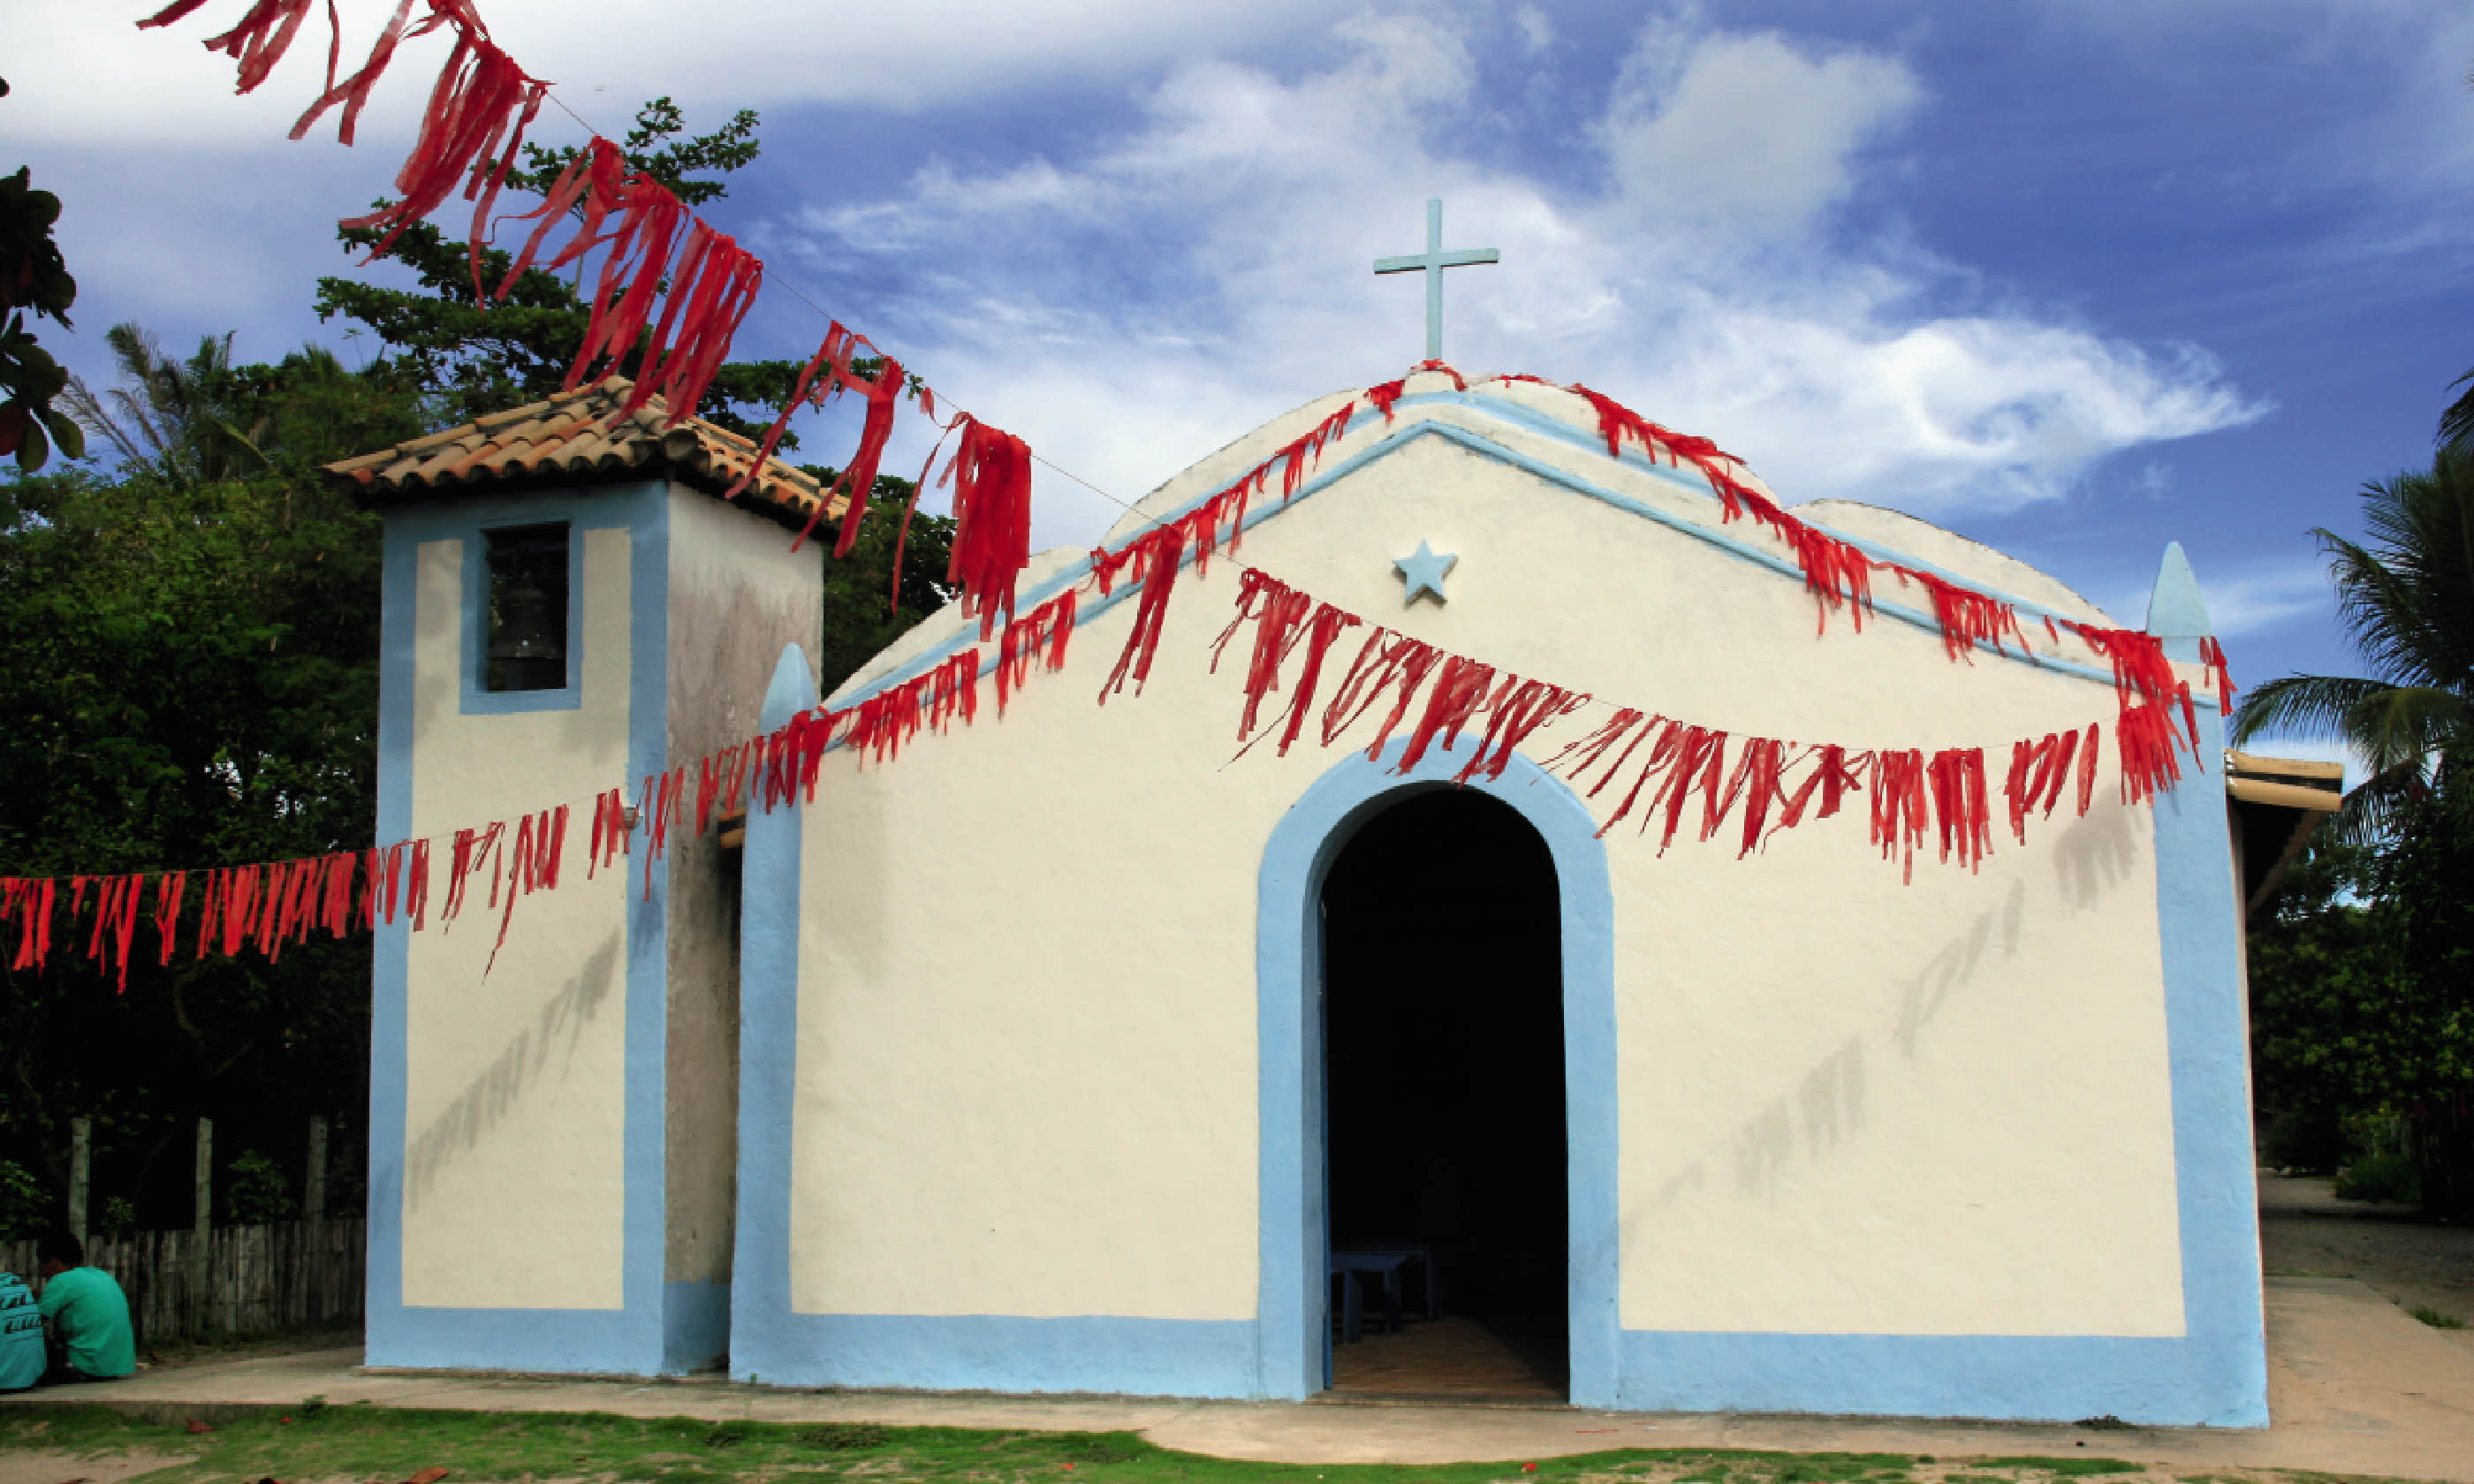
xmin=139 ymin=3 xmax=2212 ymax=702
xmin=0 ymin=511 xmax=2214 ymax=991
xmin=64 ymin=10 xmax=2243 ymax=983
xmin=140 ymin=0 xmax=1041 ymax=630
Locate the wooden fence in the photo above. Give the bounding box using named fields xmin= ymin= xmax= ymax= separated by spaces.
xmin=0 ymin=1218 xmax=363 ymax=1345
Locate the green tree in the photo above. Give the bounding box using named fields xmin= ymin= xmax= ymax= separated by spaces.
xmin=1 ymin=87 xmax=970 ymax=1230
xmin=2233 ymin=450 xmax=2474 ymax=841
xmin=0 ymin=79 xmax=86 ymax=472
xmin=2372 ymin=789 xmax=2474 ymax=1215
xmin=0 ymin=336 xmax=421 ymax=1228
xmin=2236 ymin=447 xmax=2474 ymax=1214
xmin=804 ymin=474 xmax=956 ymax=696
xmin=309 ymin=92 xmax=966 ymax=692
xmin=224 ymin=1150 xmax=291 ymax=1225
xmin=505 ymin=96 xmax=761 ymax=208
xmin=2440 ymin=382 xmax=2472 ymax=450
xmin=59 ymin=325 xmax=251 ymax=486
xmin=2248 ymin=841 xmax=2403 ymax=1170
xmin=314 ymin=96 xmax=801 ymax=436
xmin=0 ymin=1157 xmax=44 ymax=1240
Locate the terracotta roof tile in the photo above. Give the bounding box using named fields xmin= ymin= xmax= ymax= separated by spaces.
xmin=324 ymin=376 xmax=845 ymax=533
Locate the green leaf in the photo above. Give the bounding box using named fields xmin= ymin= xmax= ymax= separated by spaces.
xmin=39 ymin=405 xmax=84 ymax=460
xmin=13 ymin=414 xmax=45 ymax=471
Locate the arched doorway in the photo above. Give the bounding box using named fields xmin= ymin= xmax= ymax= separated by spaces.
xmin=1320 ymin=787 xmax=1567 ymax=1399
xmin=1252 ymin=737 xmax=1617 ymax=1406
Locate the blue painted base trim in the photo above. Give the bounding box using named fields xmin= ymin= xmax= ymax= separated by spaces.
xmin=365 ymin=1304 xmax=655 ymax=1375
xmin=664 ymin=1281 xmax=732 ymax=1374
xmin=1616 ymin=1331 xmax=2267 ymax=1426
xmin=732 ymin=1314 xmax=1256 ymax=1397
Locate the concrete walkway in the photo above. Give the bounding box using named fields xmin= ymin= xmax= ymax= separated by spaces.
xmin=7 ymin=1277 xmax=2474 ymax=1481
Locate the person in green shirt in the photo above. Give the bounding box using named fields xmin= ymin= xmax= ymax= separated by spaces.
xmin=34 ymin=1230 xmax=133 ymax=1382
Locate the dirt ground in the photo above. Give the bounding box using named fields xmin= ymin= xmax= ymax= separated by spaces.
xmin=133 ymin=1323 xmax=362 ymax=1374
xmin=2257 ymin=1170 xmax=2474 ymax=1344
xmin=0 ymin=1451 xmax=189 ymax=1484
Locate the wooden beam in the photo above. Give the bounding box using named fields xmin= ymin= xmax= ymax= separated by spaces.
xmin=2228 ymin=776 xmax=2344 ymax=813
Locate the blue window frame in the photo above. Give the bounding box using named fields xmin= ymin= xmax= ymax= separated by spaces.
xmin=462 ymin=511 xmax=586 ymax=715
xmin=482 ymin=522 xmax=571 ymax=693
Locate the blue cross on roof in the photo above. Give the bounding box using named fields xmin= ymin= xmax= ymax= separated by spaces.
xmin=1374 ymin=199 xmax=1499 ymax=361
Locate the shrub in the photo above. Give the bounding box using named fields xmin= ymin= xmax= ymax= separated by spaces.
xmin=2334 ymin=1150 xmax=2422 ymax=1205
xmin=0 ymin=1160 xmax=49 ymax=1242
xmin=225 ymin=1150 xmax=292 ymax=1224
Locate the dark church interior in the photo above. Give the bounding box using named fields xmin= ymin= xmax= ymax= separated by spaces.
xmin=1318 ymin=786 xmax=1567 ymax=1398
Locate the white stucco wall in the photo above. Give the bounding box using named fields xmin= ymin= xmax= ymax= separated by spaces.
xmin=401 ymin=527 xmax=634 ymax=1311
xmin=785 ymin=374 xmax=2190 ymax=1336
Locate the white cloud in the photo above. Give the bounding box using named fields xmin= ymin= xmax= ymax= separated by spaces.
xmin=1 ymin=0 xmax=1338 ymax=147
xmin=2198 ymin=562 xmax=2334 ymax=640
xmin=776 ymin=8 xmax=2261 ymax=548
xmin=2097 ymin=556 xmax=2331 ymax=642
xmin=1513 ymin=6 xmax=1556 ymax=57
xmin=16 ymin=3 xmax=2274 ymax=559
xmin=1601 ymin=19 xmax=1925 ymax=232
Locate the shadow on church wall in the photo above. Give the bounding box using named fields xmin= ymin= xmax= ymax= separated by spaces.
xmin=405 ymin=934 xmax=622 ymax=1209
xmin=2051 ymin=799 xmax=2141 ymax=911
xmin=1730 ymin=1034 xmax=1868 ymax=1200
xmin=1893 ymin=878 xmax=2028 ymax=1060
xmin=1629 ymin=809 xmax=2146 ymax=1223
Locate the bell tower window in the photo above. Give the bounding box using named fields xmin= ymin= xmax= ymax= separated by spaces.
xmin=483 ymin=523 xmax=570 ymax=693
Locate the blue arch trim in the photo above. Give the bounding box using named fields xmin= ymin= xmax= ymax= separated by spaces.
xmin=1253 ymin=736 xmax=1620 ymax=1404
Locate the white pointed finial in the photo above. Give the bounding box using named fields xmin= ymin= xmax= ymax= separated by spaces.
xmin=762 ymin=642 xmax=818 ymax=730
xmin=2144 ymin=541 xmax=2212 ymax=662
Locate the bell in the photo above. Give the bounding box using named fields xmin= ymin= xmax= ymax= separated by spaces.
xmin=488 ymin=576 xmax=565 ymax=690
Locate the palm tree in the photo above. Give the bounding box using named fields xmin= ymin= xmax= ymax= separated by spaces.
xmin=2438 ymin=377 xmax=2474 ymax=450
xmin=2232 ymin=447 xmax=2474 ymax=842
xmin=57 ymin=322 xmax=259 ymax=485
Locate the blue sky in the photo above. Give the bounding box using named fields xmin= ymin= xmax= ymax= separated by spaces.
xmin=12 ymin=0 xmax=2473 ymax=758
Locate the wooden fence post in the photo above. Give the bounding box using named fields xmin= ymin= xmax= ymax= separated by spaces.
xmin=303 ymin=1116 xmax=328 ymax=1329
xmin=192 ymin=1117 xmax=211 ymax=1337
xmin=306 ymin=1117 xmax=327 ymax=1227
xmin=67 ymin=1117 xmax=89 ymax=1242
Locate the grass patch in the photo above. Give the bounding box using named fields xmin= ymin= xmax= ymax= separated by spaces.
xmin=0 ymin=1406 xmax=2390 ymax=1484
xmin=797 ymin=1424 xmax=892 ymax=1450
xmin=2409 ymin=1306 xmax=2465 ymax=1329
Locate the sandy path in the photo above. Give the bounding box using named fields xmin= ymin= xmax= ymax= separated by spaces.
xmin=2258 ymin=1171 xmax=2474 ymax=1347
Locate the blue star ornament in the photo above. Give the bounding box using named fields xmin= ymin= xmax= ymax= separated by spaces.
xmin=1393 ymin=541 xmax=1459 ymax=604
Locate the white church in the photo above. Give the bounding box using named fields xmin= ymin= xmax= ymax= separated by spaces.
xmin=330 ymin=336 xmax=2323 ymax=1424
